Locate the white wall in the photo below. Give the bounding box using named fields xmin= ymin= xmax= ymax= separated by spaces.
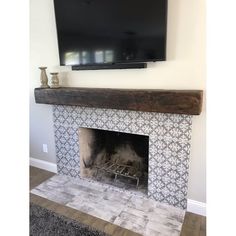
xmin=30 ymin=0 xmax=206 ymax=203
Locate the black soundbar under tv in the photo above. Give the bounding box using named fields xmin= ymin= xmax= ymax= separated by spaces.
xmin=71 ymin=63 xmax=147 ymax=70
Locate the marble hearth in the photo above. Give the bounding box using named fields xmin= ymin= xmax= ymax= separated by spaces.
xmin=31 ymin=174 xmax=185 ymax=236
xmin=53 ymin=105 xmax=192 ymax=209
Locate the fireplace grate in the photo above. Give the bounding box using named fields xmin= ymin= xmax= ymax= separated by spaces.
xmin=94 ymin=161 xmax=141 ymax=188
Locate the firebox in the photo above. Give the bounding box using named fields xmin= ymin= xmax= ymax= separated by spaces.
xmin=79 ymin=128 xmax=149 ymax=194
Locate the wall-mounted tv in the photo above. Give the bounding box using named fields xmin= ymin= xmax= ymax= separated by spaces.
xmin=54 ymin=0 xmax=168 ymax=70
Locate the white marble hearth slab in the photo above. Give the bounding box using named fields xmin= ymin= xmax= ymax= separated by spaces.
xmin=31 ymin=175 xmax=185 ymax=236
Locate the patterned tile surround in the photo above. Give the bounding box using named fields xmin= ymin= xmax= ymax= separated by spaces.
xmin=53 ymin=105 xmax=192 ymax=209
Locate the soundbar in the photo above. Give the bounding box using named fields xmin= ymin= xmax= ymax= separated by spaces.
xmin=72 ymin=63 xmax=147 ymax=70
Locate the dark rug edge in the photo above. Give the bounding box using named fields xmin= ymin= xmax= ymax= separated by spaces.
xmin=30 ymin=202 xmax=109 ymax=236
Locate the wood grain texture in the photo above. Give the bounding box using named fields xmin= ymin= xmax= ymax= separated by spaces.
xmin=30 ymin=168 xmax=140 ymax=236
xmin=30 ymin=166 xmax=206 ymax=236
xmin=34 ymin=87 xmax=203 ymax=115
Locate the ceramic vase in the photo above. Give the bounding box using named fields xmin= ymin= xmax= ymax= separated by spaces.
xmin=50 ymin=72 xmax=60 ymax=88
xmin=39 ymin=67 xmax=50 ymax=88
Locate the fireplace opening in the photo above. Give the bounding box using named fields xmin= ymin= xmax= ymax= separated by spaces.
xmin=79 ymin=128 xmax=149 ymax=194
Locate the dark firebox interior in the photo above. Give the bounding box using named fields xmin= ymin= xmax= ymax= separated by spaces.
xmin=91 ymin=129 xmax=148 ymax=165
xmin=82 ymin=128 xmax=149 ymax=192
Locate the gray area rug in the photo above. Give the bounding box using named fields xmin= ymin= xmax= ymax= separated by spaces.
xmin=30 ymin=203 xmax=108 ymax=236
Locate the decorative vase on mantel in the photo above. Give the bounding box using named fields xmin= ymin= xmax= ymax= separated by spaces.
xmin=39 ymin=67 xmax=50 ymax=88
xmin=50 ymin=72 xmax=60 ymax=88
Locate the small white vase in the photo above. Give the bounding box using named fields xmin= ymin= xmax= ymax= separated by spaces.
xmin=50 ymin=72 xmax=60 ymax=88
xmin=39 ymin=67 xmax=49 ymax=88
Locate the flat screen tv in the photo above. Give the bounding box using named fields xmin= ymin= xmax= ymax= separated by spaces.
xmin=54 ymin=0 xmax=168 ymax=69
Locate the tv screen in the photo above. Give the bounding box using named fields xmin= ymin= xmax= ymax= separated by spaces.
xmin=54 ymin=0 xmax=168 ymax=67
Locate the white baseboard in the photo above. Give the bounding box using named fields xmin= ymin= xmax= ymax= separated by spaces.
xmin=30 ymin=157 xmax=57 ymax=173
xmin=30 ymin=157 xmax=206 ymax=216
xmin=187 ymin=199 xmax=206 ymax=216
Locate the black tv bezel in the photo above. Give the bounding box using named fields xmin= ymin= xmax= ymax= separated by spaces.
xmin=54 ymin=0 xmax=168 ymax=69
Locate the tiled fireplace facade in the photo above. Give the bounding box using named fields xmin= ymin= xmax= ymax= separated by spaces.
xmin=53 ymin=105 xmax=192 ymax=209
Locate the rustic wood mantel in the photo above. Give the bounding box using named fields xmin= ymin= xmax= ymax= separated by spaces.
xmin=34 ymin=87 xmax=203 ymax=115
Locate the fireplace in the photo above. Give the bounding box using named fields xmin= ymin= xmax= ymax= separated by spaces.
xmin=53 ymin=105 xmax=193 ymax=209
xmin=79 ymin=128 xmax=149 ymax=193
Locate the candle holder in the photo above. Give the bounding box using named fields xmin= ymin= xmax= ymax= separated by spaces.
xmin=39 ymin=67 xmax=49 ymax=88
xmin=50 ymin=72 xmax=60 ymax=88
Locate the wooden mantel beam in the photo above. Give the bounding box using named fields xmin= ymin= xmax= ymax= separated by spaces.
xmin=34 ymin=87 xmax=203 ymax=115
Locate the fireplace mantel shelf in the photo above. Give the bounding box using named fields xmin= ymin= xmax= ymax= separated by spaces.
xmin=34 ymin=87 xmax=203 ymax=115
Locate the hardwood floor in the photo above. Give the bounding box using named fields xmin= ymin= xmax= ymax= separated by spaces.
xmin=30 ymin=166 xmax=206 ymax=236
